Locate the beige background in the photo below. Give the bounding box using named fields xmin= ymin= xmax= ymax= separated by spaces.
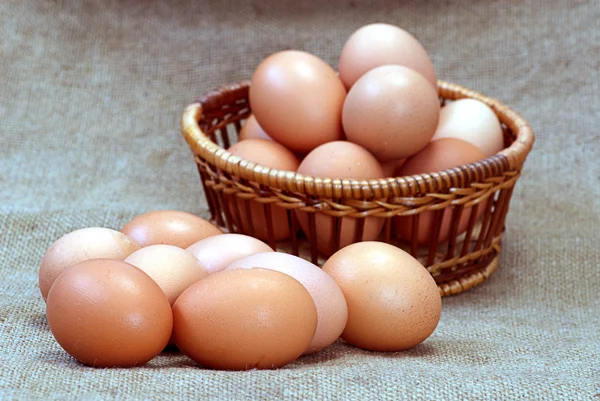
xmin=1 ymin=0 xmax=598 ymax=399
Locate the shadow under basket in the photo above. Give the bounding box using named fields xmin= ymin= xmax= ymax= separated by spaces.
xmin=181 ymin=80 xmax=534 ymax=296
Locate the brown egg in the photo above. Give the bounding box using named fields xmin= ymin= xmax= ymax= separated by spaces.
xmin=342 ymin=65 xmax=440 ymax=162
xmin=124 ymin=245 xmax=209 ymax=305
xmin=396 ymin=138 xmax=486 ymax=245
xmin=172 ymin=268 xmax=317 ymax=370
xmin=432 ymin=99 xmax=504 ymax=157
xmin=227 ymin=139 xmax=299 ymax=242
xmin=225 ymin=252 xmax=348 ymax=355
xmin=249 ymin=50 xmax=346 ymax=153
xmin=39 ymin=227 xmax=140 ymax=301
xmin=46 ymin=259 xmax=173 ymax=367
xmin=186 ymin=234 xmax=274 ymax=275
xmin=322 ymin=242 xmax=442 ymax=351
xmin=296 ymin=141 xmax=384 ymax=256
xmin=121 ymin=210 xmax=222 ymax=249
xmin=338 ymin=23 xmax=437 ymax=90
xmin=239 ymin=114 xmax=273 ymax=142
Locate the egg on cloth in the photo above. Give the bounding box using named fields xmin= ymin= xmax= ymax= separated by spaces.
xmin=172 ymin=268 xmax=317 ymax=370
xmin=342 ymin=65 xmax=440 ymax=162
xmin=186 ymin=233 xmax=274 ymax=275
xmin=225 ymin=251 xmax=348 ymax=355
xmin=395 ymin=138 xmax=486 ymax=245
xmin=45 ymin=259 xmax=173 ymax=367
xmin=38 ymin=227 xmax=140 ymax=301
xmin=322 ymin=242 xmax=442 ymax=351
xmin=295 ymin=141 xmax=385 ymax=256
xmin=249 ymin=50 xmax=347 ymax=153
xmin=121 ymin=210 xmax=222 ymax=249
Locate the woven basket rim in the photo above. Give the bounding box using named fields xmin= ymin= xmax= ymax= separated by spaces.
xmin=181 ymin=80 xmax=535 ymax=199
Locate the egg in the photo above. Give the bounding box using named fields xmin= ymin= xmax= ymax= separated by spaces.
xmin=227 ymin=139 xmax=299 ymax=242
xmin=238 ymin=114 xmax=272 ymax=142
xmin=225 ymin=252 xmax=348 ymax=355
xmin=395 ymin=138 xmax=486 ymax=245
xmin=342 ymin=65 xmax=440 ymax=162
xmin=296 ymin=141 xmax=384 ymax=256
xmin=249 ymin=50 xmax=346 ymax=153
xmin=432 ymin=98 xmax=504 ymax=157
xmin=381 ymin=158 xmax=406 ymax=177
xmin=322 ymin=242 xmax=442 ymax=351
xmin=39 ymin=227 xmax=140 ymax=301
xmin=186 ymin=234 xmax=274 ymax=275
xmin=121 ymin=210 xmax=222 ymax=249
xmin=172 ymin=268 xmax=317 ymax=370
xmin=338 ymin=23 xmax=437 ymax=90
xmin=124 ymin=245 xmax=209 ymax=305
xmin=46 ymin=259 xmax=173 ymax=367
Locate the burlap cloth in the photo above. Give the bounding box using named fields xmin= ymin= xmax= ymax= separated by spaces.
xmin=1 ymin=0 xmax=598 ymax=399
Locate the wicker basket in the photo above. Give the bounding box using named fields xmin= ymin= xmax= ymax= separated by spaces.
xmin=181 ymin=80 xmax=534 ymax=296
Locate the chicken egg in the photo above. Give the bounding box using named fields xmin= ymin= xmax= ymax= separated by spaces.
xmin=186 ymin=233 xmax=274 ymax=275
xmin=225 ymin=252 xmax=348 ymax=355
xmin=249 ymin=50 xmax=346 ymax=153
xmin=395 ymin=138 xmax=486 ymax=245
xmin=322 ymin=242 xmax=442 ymax=351
xmin=296 ymin=141 xmax=384 ymax=256
xmin=172 ymin=268 xmax=317 ymax=370
xmin=227 ymin=138 xmax=299 ymax=242
xmin=338 ymin=23 xmax=437 ymax=90
xmin=239 ymin=114 xmax=272 ymax=142
xmin=342 ymin=65 xmax=440 ymax=162
xmin=39 ymin=227 xmax=140 ymax=301
xmin=121 ymin=210 xmax=222 ymax=249
xmin=432 ymin=98 xmax=504 ymax=157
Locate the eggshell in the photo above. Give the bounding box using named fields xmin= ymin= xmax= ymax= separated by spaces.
xmin=342 ymin=65 xmax=440 ymax=162
xmin=432 ymin=98 xmax=504 ymax=157
xmin=227 ymin=139 xmax=299 ymax=242
xmin=39 ymin=227 xmax=140 ymax=301
xmin=249 ymin=50 xmax=346 ymax=153
xmin=296 ymin=141 xmax=384 ymax=256
xmin=121 ymin=210 xmax=222 ymax=249
xmin=124 ymin=245 xmax=209 ymax=305
xmin=186 ymin=234 xmax=274 ymax=275
xmin=322 ymin=242 xmax=441 ymax=351
xmin=396 ymin=138 xmax=486 ymax=245
xmin=172 ymin=268 xmax=317 ymax=370
xmin=381 ymin=158 xmax=406 ymax=177
xmin=239 ymin=114 xmax=272 ymax=142
xmin=338 ymin=23 xmax=437 ymax=90
xmin=225 ymin=252 xmax=348 ymax=355
xmin=46 ymin=259 xmax=173 ymax=367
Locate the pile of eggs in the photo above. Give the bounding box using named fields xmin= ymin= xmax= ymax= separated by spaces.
xmin=40 ymin=210 xmax=441 ymax=370
xmin=230 ymin=23 xmax=504 ymax=255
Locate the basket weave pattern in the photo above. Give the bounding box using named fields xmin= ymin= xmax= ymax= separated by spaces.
xmin=182 ymin=80 xmax=534 ymax=296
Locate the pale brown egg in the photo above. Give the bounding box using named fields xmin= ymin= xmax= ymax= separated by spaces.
xmin=124 ymin=245 xmax=209 ymax=305
xmin=239 ymin=114 xmax=273 ymax=142
xmin=249 ymin=50 xmax=346 ymax=153
xmin=225 ymin=252 xmax=348 ymax=355
xmin=186 ymin=234 xmax=274 ymax=275
xmin=432 ymin=98 xmax=504 ymax=157
xmin=121 ymin=210 xmax=222 ymax=249
xmin=39 ymin=227 xmax=140 ymax=301
xmin=342 ymin=65 xmax=440 ymax=162
xmin=227 ymin=139 xmax=299 ymax=242
xmin=172 ymin=268 xmax=317 ymax=370
xmin=396 ymin=138 xmax=486 ymax=245
xmin=296 ymin=141 xmax=384 ymax=256
xmin=338 ymin=23 xmax=437 ymax=90
xmin=322 ymin=242 xmax=442 ymax=351
xmin=46 ymin=259 xmax=173 ymax=367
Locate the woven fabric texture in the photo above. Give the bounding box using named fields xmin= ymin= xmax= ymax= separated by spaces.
xmin=1 ymin=1 xmax=598 ymax=400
